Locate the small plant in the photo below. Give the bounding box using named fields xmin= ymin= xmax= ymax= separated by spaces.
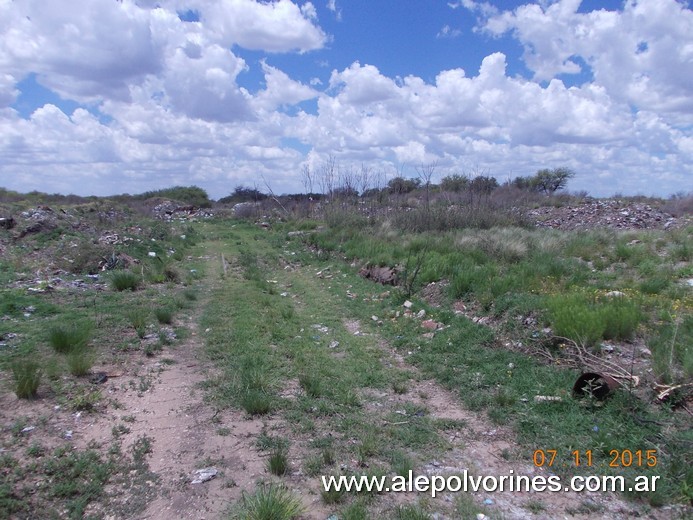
xmin=155 ymin=307 xmax=174 ymax=325
xmin=132 ymin=435 xmax=153 ymax=464
xmin=126 ymin=309 xmax=148 ymax=338
xmin=395 ymin=504 xmax=431 ymax=519
xmin=110 ymin=270 xmax=140 ymax=291
xmin=66 ymin=345 xmax=95 ymax=376
xmin=298 ymin=373 xmax=322 ymax=398
xmin=268 ymin=448 xmax=289 ymax=476
xmin=241 ymin=390 xmax=272 ymax=416
xmin=182 ymin=288 xmax=198 ymax=301
xmin=11 ymin=359 xmax=42 ymax=399
xmin=48 ymin=322 xmax=92 ymax=354
xmin=235 ymin=484 xmax=304 ymax=519
xmin=320 ymin=482 xmax=346 ymax=505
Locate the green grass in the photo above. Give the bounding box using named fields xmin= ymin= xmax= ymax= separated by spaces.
xmin=66 ymin=345 xmax=95 ymax=376
xmin=232 ymin=484 xmax=304 ymax=520
xmin=268 ymin=448 xmax=289 ymax=476
xmin=154 ymin=306 xmax=174 ymax=324
xmin=11 ymin=358 xmax=42 ymax=398
xmin=126 ymin=309 xmax=148 ymax=338
xmin=48 ymin=322 xmax=93 ymax=354
xmin=111 ymin=270 xmax=140 ymax=291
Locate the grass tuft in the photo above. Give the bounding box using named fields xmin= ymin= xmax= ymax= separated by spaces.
xmin=11 ymin=359 xmax=42 ymax=399
xmin=235 ymin=484 xmax=304 ymax=520
xmin=110 ymin=270 xmax=140 ymax=291
xmin=48 ymin=322 xmax=92 ymax=354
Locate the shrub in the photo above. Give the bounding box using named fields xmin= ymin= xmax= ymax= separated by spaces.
xmin=48 ymin=322 xmax=92 ymax=354
xmin=11 ymin=359 xmax=42 ymax=399
xmin=547 ymin=292 xmax=643 ymax=347
xmin=111 ymin=271 xmax=140 ymax=291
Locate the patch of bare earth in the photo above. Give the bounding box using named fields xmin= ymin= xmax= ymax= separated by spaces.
xmin=352 ymin=319 xmax=672 ymax=520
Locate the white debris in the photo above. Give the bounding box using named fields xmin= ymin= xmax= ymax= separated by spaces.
xmin=191 ymin=467 xmax=218 ymax=484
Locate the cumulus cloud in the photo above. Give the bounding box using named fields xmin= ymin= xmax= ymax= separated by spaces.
xmin=200 ymin=0 xmax=327 ymax=53
xmin=0 ymin=0 xmax=690 ymax=198
xmin=472 ymin=0 xmax=693 ymax=118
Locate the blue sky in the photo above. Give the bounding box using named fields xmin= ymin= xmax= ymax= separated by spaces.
xmin=0 ymin=0 xmax=691 ymax=198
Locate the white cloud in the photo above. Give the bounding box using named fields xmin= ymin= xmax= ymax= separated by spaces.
xmin=201 ymin=0 xmax=328 ymax=53
xmin=0 ymin=0 xmax=689 ymax=198
xmin=253 ymin=61 xmax=319 ymax=111
xmin=474 ymin=0 xmax=693 ymax=120
xmin=326 ymin=0 xmax=342 ymax=21
xmin=437 ymin=24 xmax=462 ymax=39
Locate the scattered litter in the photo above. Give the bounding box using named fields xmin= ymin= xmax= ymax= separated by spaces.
xmin=64 ymin=430 xmax=73 ymax=440
xmin=605 ymin=290 xmax=625 ymax=298
xmin=21 ymin=426 xmax=35 ymax=434
xmin=90 ymin=372 xmax=108 ymax=385
xmin=476 ymin=514 xmax=489 ymax=520
xmin=280 ymin=292 xmax=288 ymax=297
xmin=483 ymin=498 xmax=494 ymax=506
xmin=312 ymin=324 xmax=329 ymax=334
xmin=534 ymin=395 xmax=562 ymax=403
xmin=148 ymin=252 xmax=156 ymax=257
xmin=416 ymin=309 xmax=426 ymax=318
xmin=329 ymin=341 xmax=340 ymax=349
xmin=191 ymin=467 xmax=218 ymax=484
xmin=403 ymin=300 xmax=413 ymax=309
xmin=371 ymin=315 xmax=378 ymax=321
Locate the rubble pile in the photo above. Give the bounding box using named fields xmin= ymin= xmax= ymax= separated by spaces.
xmin=530 ymin=200 xmax=688 ymax=231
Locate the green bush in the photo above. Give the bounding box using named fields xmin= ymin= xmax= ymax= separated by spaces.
xmin=547 ymin=292 xmax=643 ymax=346
xmin=11 ymin=359 xmax=42 ymax=399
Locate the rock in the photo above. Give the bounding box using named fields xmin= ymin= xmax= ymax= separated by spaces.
xmin=359 ymin=265 xmax=398 ymax=285
xmin=403 ymin=300 xmax=413 ymax=309
xmin=421 ymin=319 xmax=439 ymax=330
xmin=416 ymin=309 xmax=426 ymax=319
xmin=0 ymin=217 xmax=15 ymax=229
xmin=640 ymin=347 xmax=652 ymax=358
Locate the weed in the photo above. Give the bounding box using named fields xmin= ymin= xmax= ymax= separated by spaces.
xmin=11 ymin=358 xmax=42 ymax=399
xmin=66 ymin=345 xmax=95 ymax=376
xmin=48 ymin=321 xmax=92 ymax=354
xmin=241 ymin=390 xmax=272 ymax=416
xmin=112 ymin=424 xmax=131 ymax=438
xmin=155 ymin=307 xmax=174 ymax=324
xmin=524 ymin=499 xmax=546 ymax=513
xmin=234 ymin=484 xmax=304 ymax=519
xmin=183 ymin=287 xmax=198 ymax=301
xmin=26 ymin=443 xmax=45 ymax=458
xmin=268 ymin=448 xmax=289 ymax=476
xmin=298 ymin=373 xmax=323 ymax=398
xmin=395 ymin=504 xmax=431 ymax=519
xmin=132 ymin=435 xmax=153 ymax=464
xmin=126 ymin=309 xmax=148 ymax=338
xmin=321 ymin=482 xmax=346 ymax=504
xmin=111 ymin=270 xmax=140 ymax=291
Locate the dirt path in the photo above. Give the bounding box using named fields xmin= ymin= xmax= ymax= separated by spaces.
xmin=364 ymin=335 xmax=651 ymax=520
xmin=74 ymin=240 xmax=676 ymax=519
